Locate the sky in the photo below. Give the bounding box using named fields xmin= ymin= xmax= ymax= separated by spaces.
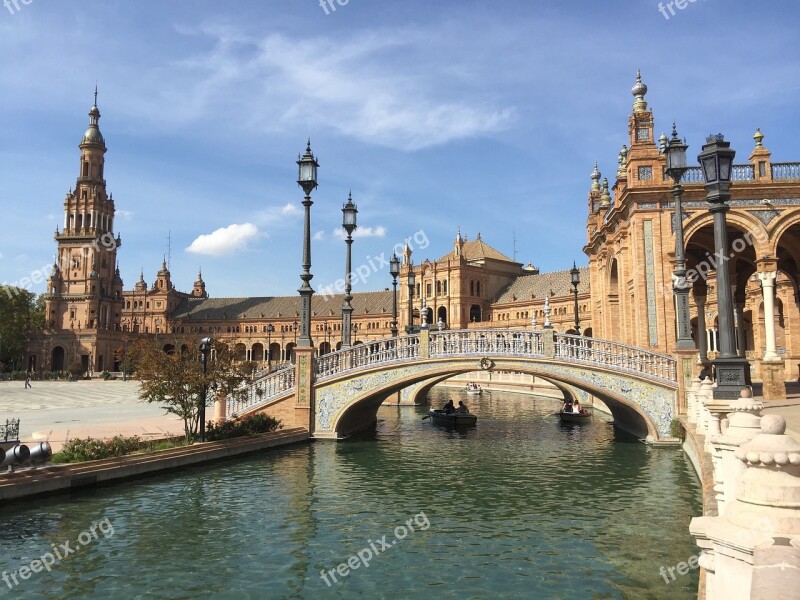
xmin=1 ymin=0 xmax=799 ymax=299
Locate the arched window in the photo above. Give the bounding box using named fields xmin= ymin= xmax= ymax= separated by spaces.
xmin=83 ymin=162 xmax=89 ymax=177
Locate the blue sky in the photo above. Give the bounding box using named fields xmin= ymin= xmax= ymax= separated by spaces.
xmin=1 ymin=0 xmax=799 ymax=298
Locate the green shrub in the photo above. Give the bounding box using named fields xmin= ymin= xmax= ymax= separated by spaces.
xmin=101 ymin=370 xmax=111 ymax=380
xmin=55 ymin=435 xmax=142 ymax=463
xmin=205 ymin=413 xmax=281 ymax=441
xmin=670 ymin=418 xmax=684 ymax=440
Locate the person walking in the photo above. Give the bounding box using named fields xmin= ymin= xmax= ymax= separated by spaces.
xmin=24 ymin=372 xmax=32 ymax=389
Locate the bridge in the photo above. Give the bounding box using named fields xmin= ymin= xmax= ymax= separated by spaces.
xmin=222 ymin=328 xmax=680 ymax=442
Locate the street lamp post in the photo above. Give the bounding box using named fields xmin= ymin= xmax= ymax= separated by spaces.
xmin=666 ymin=123 xmax=695 ymax=350
xmin=389 ymin=253 xmax=400 ymax=337
xmin=199 ymin=337 xmax=213 ymax=442
xmin=296 ymin=141 xmax=318 ymax=348
xmin=266 ymin=324 xmax=274 ymax=369
xmin=342 ymin=193 xmax=358 ymax=347
xmin=570 ymin=261 xmax=581 ymax=335
xmin=406 ymin=270 xmax=416 ymax=332
xmin=698 ymin=134 xmax=751 ymax=398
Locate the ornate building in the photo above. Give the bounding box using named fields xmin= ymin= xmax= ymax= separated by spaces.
xmin=26 ymin=96 xmax=591 ymax=375
xmin=584 ymin=72 xmax=800 ymax=398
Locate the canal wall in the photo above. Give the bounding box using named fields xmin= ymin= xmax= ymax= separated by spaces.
xmin=0 ymin=428 xmax=310 ymax=503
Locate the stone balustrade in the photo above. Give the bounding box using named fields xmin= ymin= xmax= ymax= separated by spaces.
xmin=691 ymin=413 xmax=800 ymax=599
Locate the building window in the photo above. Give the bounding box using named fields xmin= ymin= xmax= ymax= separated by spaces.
xmin=638 ymin=166 xmax=653 ymax=180
xmin=636 ymin=127 xmax=649 ymax=141
xmin=426 ymin=283 xmax=432 ymax=297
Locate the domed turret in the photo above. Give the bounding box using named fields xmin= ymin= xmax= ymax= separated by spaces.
xmin=81 ymin=88 xmax=106 ymax=148
xmin=590 ymin=162 xmax=601 ymax=192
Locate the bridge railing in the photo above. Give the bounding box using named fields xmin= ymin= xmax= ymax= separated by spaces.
xmin=228 ymin=367 xmax=296 ymax=416
xmin=554 ymin=333 xmax=677 ymax=383
xmin=314 ymin=334 xmax=421 ymax=381
xmin=430 ymin=329 xmax=545 ymax=357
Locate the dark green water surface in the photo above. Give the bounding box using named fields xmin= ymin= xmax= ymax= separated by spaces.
xmin=0 ymin=388 xmax=701 ymax=599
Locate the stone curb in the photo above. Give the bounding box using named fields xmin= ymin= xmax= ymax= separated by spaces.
xmin=0 ymin=428 xmax=310 ymax=502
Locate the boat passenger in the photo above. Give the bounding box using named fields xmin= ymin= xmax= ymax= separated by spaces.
xmin=563 ymin=400 xmax=573 ymax=413
xmin=573 ymin=400 xmax=582 ymax=414
xmin=443 ymin=400 xmax=455 ymax=414
xmin=456 ymin=401 xmax=469 ymax=414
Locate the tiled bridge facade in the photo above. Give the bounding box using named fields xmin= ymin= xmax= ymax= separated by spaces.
xmin=225 ymin=328 xmax=680 ymax=442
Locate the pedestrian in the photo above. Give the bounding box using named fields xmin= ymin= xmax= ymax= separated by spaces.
xmin=698 ymin=366 xmax=709 ymax=381
xmin=24 ymin=372 xmax=31 ymax=389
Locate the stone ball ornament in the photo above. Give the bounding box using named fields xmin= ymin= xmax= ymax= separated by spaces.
xmin=734 ymin=415 xmax=800 ymax=466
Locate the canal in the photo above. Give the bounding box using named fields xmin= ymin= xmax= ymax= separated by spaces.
xmin=0 ymin=388 xmax=701 ymax=599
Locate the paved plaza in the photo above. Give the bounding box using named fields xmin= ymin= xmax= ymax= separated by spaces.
xmin=0 ymin=380 xmax=184 ymax=452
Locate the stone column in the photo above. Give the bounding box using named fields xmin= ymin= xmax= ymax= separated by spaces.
xmin=695 ymin=288 xmax=710 ymax=365
xmin=687 ymin=378 xmax=702 ymax=425
xmin=758 ymin=271 xmax=779 ymax=361
xmin=213 ymin=388 xmax=227 ymax=425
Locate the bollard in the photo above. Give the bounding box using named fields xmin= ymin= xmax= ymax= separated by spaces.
xmin=28 ymin=442 xmax=52 ymax=465
xmin=1 ymin=444 xmax=31 ymax=468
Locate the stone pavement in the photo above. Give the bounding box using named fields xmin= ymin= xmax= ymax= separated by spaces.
xmin=0 ymin=380 xmax=184 ymax=452
xmin=754 ymin=381 xmax=800 ymax=443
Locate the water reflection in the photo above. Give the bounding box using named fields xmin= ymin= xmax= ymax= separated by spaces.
xmin=0 ymin=387 xmax=701 ymax=599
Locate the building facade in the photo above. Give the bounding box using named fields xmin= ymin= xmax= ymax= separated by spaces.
xmin=584 ymin=72 xmax=800 ymax=396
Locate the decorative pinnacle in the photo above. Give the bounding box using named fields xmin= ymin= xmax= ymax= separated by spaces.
xmin=706 ymin=133 xmax=725 ymax=144
xmin=94 ymin=85 xmax=98 ymax=106
xmin=734 ymin=414 xmax=800 ymax=466
xmin=754 ymin=128 xmax=764 ymax=148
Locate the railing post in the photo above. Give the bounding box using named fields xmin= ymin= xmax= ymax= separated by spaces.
xmin=419 ymin=329 xmax=430 ymax=359
xmin=294 ymin=345 xmax=315 ymax=433
xmin=543 ymin=329 xmax=555 ymax=359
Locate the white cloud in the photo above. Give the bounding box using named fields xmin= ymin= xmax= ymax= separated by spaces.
xmin=334 ymin=225 xmax=386 ymax=239
xmin=186 ymin=223 xmax=259 ymax=256
xmin=143 ymin=27 xmax=515 ymax=151
xmin=254 ymin=202 xmax=302 ymax=226
xmin=117 ymin=210 xmax=134 ymax=221
xmin=313 ymin=230 xmax=325 ymax=241
xmin=281 ymin=203 xmax=301 ymax=216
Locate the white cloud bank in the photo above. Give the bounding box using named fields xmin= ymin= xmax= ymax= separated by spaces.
xmin=186 ymin=223 xmax=259 ymax=256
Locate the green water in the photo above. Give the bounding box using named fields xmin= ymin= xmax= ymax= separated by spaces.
xmin=0 ymin=388 xmax=701 ymax=599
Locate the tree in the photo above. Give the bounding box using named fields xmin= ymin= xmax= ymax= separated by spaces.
xmin=130 ymin=337 xmax=250 ymax=442
xmin=0 ymin=287 xmax=44 ymax=371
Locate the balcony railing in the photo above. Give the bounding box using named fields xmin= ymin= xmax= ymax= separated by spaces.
xmin=771 ymin=162 xmax=800 ymax=180
xmin=430 ymin=329 xmax=544 ymax=357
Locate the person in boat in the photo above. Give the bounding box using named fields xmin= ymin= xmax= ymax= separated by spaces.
xmin=562 ymin=400 xmax=573 ymax=413
xmin=573 ymin=400 xmax=582 ymax=414
xmin=442 ymin=399 xmax=455 ymax=414
xmin=456 ymin=400 xmax=469 ymax=414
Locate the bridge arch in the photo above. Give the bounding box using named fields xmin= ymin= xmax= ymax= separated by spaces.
xmin=315 ymin=357 xmax=668 ymax=441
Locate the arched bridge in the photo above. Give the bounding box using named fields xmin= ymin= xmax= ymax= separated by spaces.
xmin=225 ymin=328 xmax=679 ymax=442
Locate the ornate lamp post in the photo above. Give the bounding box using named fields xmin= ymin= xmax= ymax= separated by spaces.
xmin=199 ymin=337 xmax=213 ymax=442
xmin=389 ymin=253 xmax=400 ymax=337
xmin=698 ymin=134 xmax=751 ymax=398
xmin=406 ymin=270 xmax=416 ymax=332
xmin=341 ymin=193 xmax=358 ymax=347
xmin=665 ymin=123 xmax=695 ymax=350
xmin=265 ymin=324 xmax=274 ymax=369
xmin=296 ymin=141 xmax=318 ymax=348
xmin=570 ymin=261 xmax=581 ymax=335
